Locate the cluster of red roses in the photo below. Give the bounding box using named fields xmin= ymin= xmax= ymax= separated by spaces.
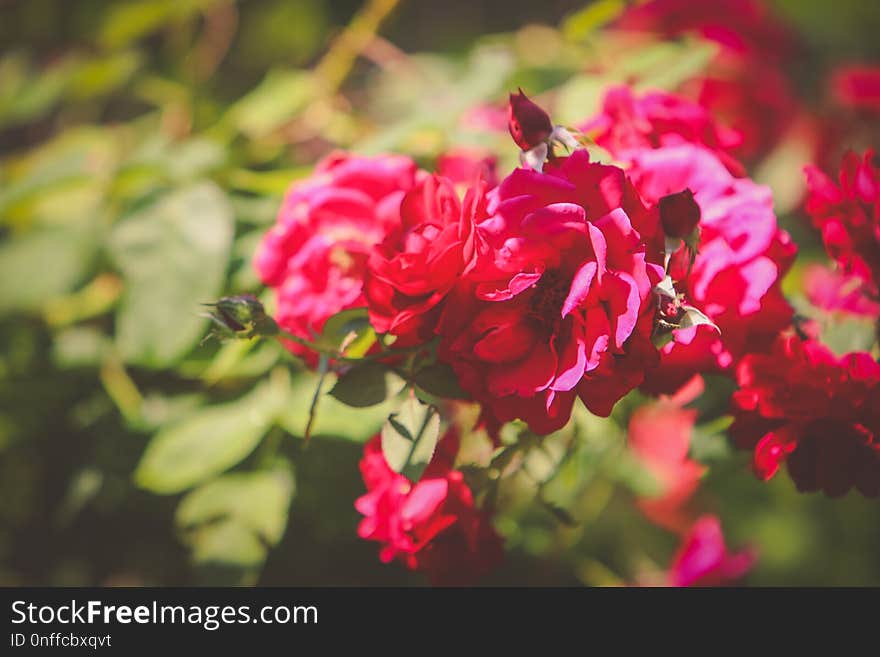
xmin=252 ymin=0 xmax=880 ymax=584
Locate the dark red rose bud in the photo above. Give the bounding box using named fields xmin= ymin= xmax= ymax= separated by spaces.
xmin=658 ymin=188 xmax=701 ymax=238
xmin=508 ymin=88 xmax=553 ymax=151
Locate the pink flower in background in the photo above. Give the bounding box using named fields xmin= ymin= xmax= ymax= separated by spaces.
xmin=804 ymin=264 xmax=880 ymax=317
xmin=355 ymin=431 xmax=503 ymax=585
xmin=628 ymin=375 xmax=706 ymax=531
xmin=615 ymin=0 xmax=799 ymax=160
xmin=730 ymin=334 xmax=880 ymax=497
xmin=804 ymin=149 xmax=880 ymax=299
xmin=616 ymin=0 xmax=794 ymax=62
xmin=364 ymin=174 xmax=486 ymax=344
xmin=438 ymin=149 xmax=665 ymax=434
xmin=460 ymin=103 xmax=508 ymax=134
xmin=668 ymin=515 xmax=756 ymax=586
xmin=581 ymin=85 xmax=743 ymax=175
xmin=254 ymin=152 xmax=420 ymax=363
xmin=830 ymin=65 xmax=880 ymax=113
xmin=626 ymin=144 xmax=795 ymax=393
xmin=692 ymin=67 xmax=798 ymax=162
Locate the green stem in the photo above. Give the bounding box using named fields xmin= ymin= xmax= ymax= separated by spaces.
xmin=275 ymin=329 xmax=435 ymax=364
xmin=303 ymin=354 xmax=329 ymax=447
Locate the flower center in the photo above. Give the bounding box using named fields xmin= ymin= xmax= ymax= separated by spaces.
xmin=529 ymin=269 xmax=570 ymax=326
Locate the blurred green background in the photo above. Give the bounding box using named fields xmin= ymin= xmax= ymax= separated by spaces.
xmin=1 ymin=0 xmax=879 ymax=586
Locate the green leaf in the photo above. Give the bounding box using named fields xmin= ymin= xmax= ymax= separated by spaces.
xmin=609 ymin=451 xmax=663 ymax=497
xmin=689 ymin=415 xmax=734 ymax=464
xmin=279 ymin=372 xmax=398 ymax=442
xmin=0 ymin=53 xmax=77 ymax=128
xmin=66 ymin=50 xmax=143 ymax=101
xmin=539 ymin=498 xmax=578 ymax=527
xmin=134 ymin=375 xmax=288 ymax=494
xmin=817 ymin=314 xmax=878 ymax=356
xmin=562 ymin=0 xmax=625 ymax=42
xmin=51 ymin=326 xmax=111 ymax=369
xmin=176 ymin=463 xmax=295 ymax=567
xmin=225 ymin=168 xmax=308 ymax=196
xmin=165 ymin=138 xmax=227 ymax=181
xmin=329 ymin=362 xmax=405 ymax=408
xmin=316 ymin=307 xmax=371 ymax=351
xmin=413 ymin=362 xmax=467 ymax=400
xmin=184 ymin=520 xmax=266 ymax=567
xmin=108 ymin=181 xmax=234 ymax=367
xmin=99 ymin=0 xmax=222 ymax=49
xmin=0 ymin=227 xmax=96 ymax=314
xmin=632 ymin=39 xmax=717 ymax=93
xmin=225 ymin=69 xmax=314 ymax=138
xmin=380 ymin=397 xmax=441 ymax=482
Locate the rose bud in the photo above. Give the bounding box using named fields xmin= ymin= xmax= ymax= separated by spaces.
xmin=203 ymin=294 xmax=278 ymax=340
xmin=508 ymin=88 xmax=553 ymax=151
xmin=658 ymin=188 xmax=701 ymax=238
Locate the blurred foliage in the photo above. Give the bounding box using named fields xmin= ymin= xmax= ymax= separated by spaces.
xmin=1 ymin=0 xmax=879 ymax=586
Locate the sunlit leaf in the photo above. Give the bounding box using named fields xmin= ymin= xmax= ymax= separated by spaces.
xmin=0 ymin=227 xmax=96 ymax=314
xmin=225 ymin=69 xmax=314 ymax=138
xmin=134 ymin=373 xmax=288 ymax=494
xmin=413 ymin=362 xmax=468 ymax=400
xmin=329 ymin=362 xmax=405 ymax=408
xmin=176 ymin=462 xmax=295 ymax=566
xmin=108 ymin=181 xmax=234 ymax=367
xmin=381 ymin=396 xmax=441 ymax=482
xmin=279 ymin=371 xmax=398 ymax=442
xmin=562 ymin=0 xmax=625 ymax=42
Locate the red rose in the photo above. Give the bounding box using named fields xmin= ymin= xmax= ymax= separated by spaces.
xmin=355 ymin=431 xmax=503 ymax=585
xmin=830 ymin=65 xmax=880 ymax=113
xmin=508 ymin=89 xmax=553 ymax=151
xmin=804 ymin=149 xmax=880 ymax=300
xmin=730 ymin=333 xmax=880 ymax=497
xmin=436 ymin=149 xmax=665 ymax=434
xmin=254 ymin=152 xmax=420 ymax=363
xmin=364 ymin=174 xmax=487 ymax=344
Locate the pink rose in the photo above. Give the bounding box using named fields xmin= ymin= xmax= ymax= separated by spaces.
xmin=626 ymin=144 xmax=796 ymax=393
xmin=580 ymin=85 xmax=743 ymax=175
xmin=254 ymin=152 xmax=420 ymax=363
xmin=355 ymin=431 xmax=504 ymax=585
